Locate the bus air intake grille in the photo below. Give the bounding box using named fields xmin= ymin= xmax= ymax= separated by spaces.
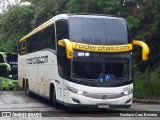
xmin=83 ymin=93 xmax=126 ymax=100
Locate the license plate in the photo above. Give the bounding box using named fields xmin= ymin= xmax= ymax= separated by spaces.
xmin=98 ymin=104 xmax=109 ymax=108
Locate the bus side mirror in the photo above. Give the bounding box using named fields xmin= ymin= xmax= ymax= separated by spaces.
xmin=58 ymin=39 xmax=73 ymax=59
xmin=133 ymin=40 xmax=150 ymax=61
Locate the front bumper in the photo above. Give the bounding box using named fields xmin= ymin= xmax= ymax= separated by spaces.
xmin=64 ymin=103 xmax=131 ymax=109
xmin=64 ymin=90 xmax=133 ymax=109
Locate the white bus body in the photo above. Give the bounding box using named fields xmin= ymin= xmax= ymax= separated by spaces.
xmin=18 ymin=14 xmax=136 ymax=109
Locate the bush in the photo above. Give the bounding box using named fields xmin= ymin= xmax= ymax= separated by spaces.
xmin=134 ymin=67 xmax=160 ymax=99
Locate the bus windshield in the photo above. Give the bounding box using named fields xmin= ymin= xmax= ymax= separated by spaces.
xmin=6 ymin=53 xmax=18 ymax=68
xmin=70 ymin=53 xmax=132 ymax=87
xmin=6 ymin=53 xmax=18 ymax=79
xmin=69 ymin=17 xmax=131 ymax=45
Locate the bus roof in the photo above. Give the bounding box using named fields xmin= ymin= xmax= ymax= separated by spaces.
xmin=19 ymin=14 xmax=124 ymax=42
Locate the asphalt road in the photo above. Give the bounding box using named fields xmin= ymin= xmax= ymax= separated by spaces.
xmin=0 ymin=90 xmax=160 ymax=120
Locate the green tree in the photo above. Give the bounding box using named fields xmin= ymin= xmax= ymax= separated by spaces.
xmin=66 ymin=0 xmax=123 ymax=15
xmin=125 ymin=0 xmax=160 ymax=71
xmin=29 ymin=0 xmax=57 ymax=28
xmin=0 ymin=5 xmax=34 ymax=52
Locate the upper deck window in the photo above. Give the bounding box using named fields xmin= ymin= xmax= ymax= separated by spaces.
xmin=69 ymin=17 xmax=131 ymax=45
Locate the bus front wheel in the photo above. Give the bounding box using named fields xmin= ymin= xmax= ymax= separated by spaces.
xmin=52 ymin=87 xmax=60 ymax=109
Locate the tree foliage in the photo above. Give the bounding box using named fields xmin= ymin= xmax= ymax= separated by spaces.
xmin=0 ymin=5 xmax=33 ymax=52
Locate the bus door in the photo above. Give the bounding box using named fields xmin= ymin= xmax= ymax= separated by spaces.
xmin=56 ymin=57 xmax=70 ymax=103
xmin=56 ymin=63 xmax=64 ymax=102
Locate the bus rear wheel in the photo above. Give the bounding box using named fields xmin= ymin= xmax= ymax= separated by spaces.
xmin=24 ymin=81 xmax=31 ymax=96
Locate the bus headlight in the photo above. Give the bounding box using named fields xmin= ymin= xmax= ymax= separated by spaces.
xmin=9 ymin=80 xmax=13 ymax=85
xmin=67 ymin=86 xmax=86 ymax=95
xmin=121 ymin=89 xmax=133 ymax=95
xmin=9 ymin=75 xmax=12 ymax=78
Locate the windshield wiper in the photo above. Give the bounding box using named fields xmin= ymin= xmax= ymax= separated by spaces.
xmin=71 ymin=77 xmax=83 ymax=83
xmin=115 ymin=77 xmax=128 ymax=80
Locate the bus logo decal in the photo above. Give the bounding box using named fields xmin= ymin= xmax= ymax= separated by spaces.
xmin=27 ymin=55 xmax=48 ymax=64
xmin=73 ymin=43 xmax=132 ymax=52
xmin=102 ymin=95 xmax=107 ymax=100
xmin=58 ymin=39 xmax=133 ymax=59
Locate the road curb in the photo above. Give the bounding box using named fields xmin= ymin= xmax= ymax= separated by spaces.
xmin=133 ymin=99 xmax=160 ymax=104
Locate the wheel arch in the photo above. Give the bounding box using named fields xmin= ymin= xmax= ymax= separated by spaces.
xmin=50 ymin=83 xmax=55 ymax=100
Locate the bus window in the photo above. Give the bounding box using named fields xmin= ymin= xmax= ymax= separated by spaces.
xmin=56 ymin=20 xmax=69 ymax=78
xmin=40 ymin=25 xmax=56 ymax=50
xmin=56 ymin=20 xmax=69 ymax=55
xmin=56 ymin=20 xmax=69 ymax=41
xmin=0 ymin=54 xmax=7 ymax=77
xmin=6 ymin=53 xmax=18 ymax=79
xmin=69 ymin=17 xmax=131 ymax=45
xmin=27 ymin=33 xmax=40 ymax=53
xmin=27 ymin=25 xmax=55 ymax=54
xmin=0 ymin=65 xmax=8 ymax=78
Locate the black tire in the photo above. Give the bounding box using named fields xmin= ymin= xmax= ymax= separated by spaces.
xmin=125 ymin=105 xmax=131 ymax=109
xmin=24 ymin=81 xmax=31 ymax=96
xmin=52 ymin=87 xmax=60 ymax=109
xmin=10 ymin=88 xmax=14 ymax=91
xmin=23 ymin=80 xmax=25 ymax=90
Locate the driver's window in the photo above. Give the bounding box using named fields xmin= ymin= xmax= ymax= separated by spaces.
xmin=56 ymin=19 xmax=69 ymax=79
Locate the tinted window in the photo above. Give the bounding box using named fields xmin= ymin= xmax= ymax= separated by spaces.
xmin=69 ymin=17 xmax=131 ymax=45
xmin=70 ymin=56 xmax=132 ymax=87
xmin=56 ymin=20 xmax=69 ymax=55
xmin=40 ymin=25 xmax=56 ymax=50
xmin=56 ymin=20 xmax=70 ymax=78
xmin=6 ymin=53 xmax=18 ymax=66
xmin=57 ymin=55 xmax=71 ymax=79
xmin=26 ymin=24 xmax=55 ymax=54
xmin=56 ymin=20 xmax=69 ymax=41
xmin=27 ymin=33 xmax=39 ymax=53
xmin=6 ymin=53 xmax=18 ymax=79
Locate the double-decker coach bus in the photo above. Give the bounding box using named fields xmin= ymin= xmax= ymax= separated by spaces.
xmin=18 ymin=14 xmax=149 ymax=109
